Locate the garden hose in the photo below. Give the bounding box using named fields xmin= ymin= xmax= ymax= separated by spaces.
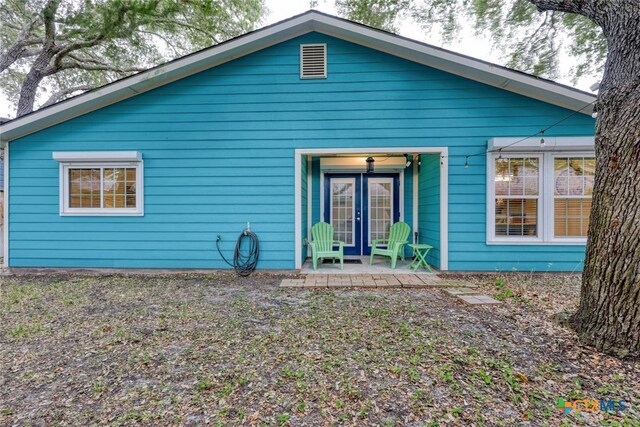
xmin=216 ymin=225 xmax=259 ymax=276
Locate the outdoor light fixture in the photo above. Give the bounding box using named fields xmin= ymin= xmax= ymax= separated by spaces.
xmin=404 ymin=153 xmax=412 ymax=168
xmin=464 ymin=156 xmax=469 ymax=169
xmin=540 ymin=130 xmax=546 ymax=148
xmin=366 ymin=156 xmax=375 ymax=173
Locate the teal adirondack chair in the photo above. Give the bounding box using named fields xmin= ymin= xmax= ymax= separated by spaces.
xmin=370 ymin=222 xmax=411 ymax=269
xmin=309 ymin=222 xmax=345 ymax=270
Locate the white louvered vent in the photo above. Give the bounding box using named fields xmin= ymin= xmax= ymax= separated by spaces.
xmin=300 ymin=44 xmax=327 ymax=79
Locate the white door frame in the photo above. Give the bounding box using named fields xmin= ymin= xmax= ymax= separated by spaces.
xmin=294 ymin=147 xmax=449 ymax=270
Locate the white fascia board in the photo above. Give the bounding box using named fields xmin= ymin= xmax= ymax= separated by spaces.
xmin=488 ymin=136 xmax=595 ymax=151
xmin=1 ymin=11 xmax=596 ymax=143
xmin=310 ymin=15 xmax=595 ymax=114
xmin=53 ymin=151 xmax=142 ymax=162
xmin=0 ymin=16 xmax=314 ymax=143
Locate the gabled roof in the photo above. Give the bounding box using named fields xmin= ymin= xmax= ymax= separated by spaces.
xmin=0 ymin=10 xmax=596 ymax=143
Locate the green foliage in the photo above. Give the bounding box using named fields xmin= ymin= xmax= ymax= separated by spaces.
xmin=494 ymin=278 xmax=515 ymax=301
xmin=336 ymin=0 xmax=410 ymax=32
xmin=338 ymin=0 xmax=606 ymax=81
xmin=0 ymin=0 xmax=266 ymax=115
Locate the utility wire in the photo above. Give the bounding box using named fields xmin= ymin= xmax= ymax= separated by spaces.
xmin=439 ymin=99 xmax=596 ymax=162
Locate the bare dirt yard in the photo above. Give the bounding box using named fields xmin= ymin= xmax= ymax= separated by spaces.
xmin=0 ymin=272 xmax=638 ymax=426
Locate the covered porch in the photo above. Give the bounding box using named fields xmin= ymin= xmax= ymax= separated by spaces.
xmin=294 ymin=147 xmax=449 ymax=273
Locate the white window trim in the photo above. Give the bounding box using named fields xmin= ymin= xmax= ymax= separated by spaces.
xmin=54 ymin=152 xmax=144 ymax=216
xmin=487 ymin=153 xmax=544 ymax=244
xmin=545 ymin=151 xmax=594 ymax=244
xmin=487 ymin=151 xmax=594 ymax=245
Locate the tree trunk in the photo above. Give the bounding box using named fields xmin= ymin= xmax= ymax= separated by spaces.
xmin=16 ymin=46 xmax=56 ymax=117
xmin=570 ymin=4 xmax=640 ymax=358
xmin=16 ymin=69 xmax=46 ymax=117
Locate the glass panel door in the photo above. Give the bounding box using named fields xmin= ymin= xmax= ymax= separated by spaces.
xmin=330 ymin=178 xmax=355 ymax=246
xmin=368 ymin=178 xmax=393 ymax=244
xmin=363 ymin=174 xmax=400 ymax=255
xmin=324 ymin=174 xmax=362 ymax=255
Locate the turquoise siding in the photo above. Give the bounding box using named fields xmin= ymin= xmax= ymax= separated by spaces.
xmin=8 ymin=32 xmax=594 ymax=270
xmin=418 ymin=154 xmax=441 ymax=268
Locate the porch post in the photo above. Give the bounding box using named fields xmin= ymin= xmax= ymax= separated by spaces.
xmin=440 ymin=149 xmax=449 ymax=270
xmin=294 ymin=150 xmax=302 ymax=269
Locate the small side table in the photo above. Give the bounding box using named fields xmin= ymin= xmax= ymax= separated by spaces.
xmin=408 ymin=244 xmax=433 ymax=272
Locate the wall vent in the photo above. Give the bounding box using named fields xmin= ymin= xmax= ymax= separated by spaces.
xmin=300 ymin=44 xmax=327 ymax=79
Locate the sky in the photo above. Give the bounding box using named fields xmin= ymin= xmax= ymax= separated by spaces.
xmin=0 ymin=0 xmax=597 ymax=119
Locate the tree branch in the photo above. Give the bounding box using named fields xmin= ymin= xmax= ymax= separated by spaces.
xmin=42 ymin=0 xmax=60 ymax=42
xmin=527 ymin=0 xmax=605 ymax=22
xmin=152 ymin=18 xmax=220 ymax=43
xmin=53 ymin=60 xmax=146 ymax=74
xmin=42 ymin=84 xmax=95 ymax=107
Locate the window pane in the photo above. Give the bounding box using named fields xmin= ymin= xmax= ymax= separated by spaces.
xmin=495 ymin=158 xmax=509 ymax=195
xmin=495 ymin=157 xmax=539 ymax=196
xmin=69 ymin=168 xmax=101 ymax=208
xmin=495 ymin=198 xmax=537 ymax=237
xmin=555 ymin=157 xmax=595 ymax=196
xmin=125 ymin=168 xmax=137 ymax=208
xmin=103 ymin=168 xmax=136 ymax=209
xmin=331 ymin=181 xmax=354 ymax=245
xmin=554 ymin=198 xmax=592 ymax=237
xmin=369 ymin=181 xmax=392 ymax=243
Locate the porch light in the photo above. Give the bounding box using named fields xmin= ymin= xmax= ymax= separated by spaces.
xmin=405 ymin=153 xmax=412 ymax=168
xmin=540 ymin=130 xmax=546 ymax=148
xmin=366 ymin=156 xmax=375 ymax=173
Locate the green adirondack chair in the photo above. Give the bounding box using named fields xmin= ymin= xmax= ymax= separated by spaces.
xmin=309 ymin=222 xmax=345 ymax=270
xmin=370 ymin=221 xmax=411 ymax=269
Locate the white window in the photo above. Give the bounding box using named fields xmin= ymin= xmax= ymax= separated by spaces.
xmin=487 ymin=151 xmax=595 ymax=244
xmin=489 ymin=155 xmax=542 ymax=242
xmin=53 ymin=152 xmax=143 ymax=216
xmin=553 ymin=156 xmax=595 ymax=238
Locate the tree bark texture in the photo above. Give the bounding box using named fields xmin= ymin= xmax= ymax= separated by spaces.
xmin=529 ymin=0 xmax=640 ymax=358
xmin=571 ymin=2 xmax=640 ymax=358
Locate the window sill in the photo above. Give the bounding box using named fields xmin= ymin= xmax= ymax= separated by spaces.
xmin=487 ymin=239 xmax=586 ymax=246
xmin=60 ymin=211 xmax=144 ymax=217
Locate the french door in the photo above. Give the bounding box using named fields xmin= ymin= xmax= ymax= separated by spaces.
xmin=324 ymin=173 xmax=400 ymax=255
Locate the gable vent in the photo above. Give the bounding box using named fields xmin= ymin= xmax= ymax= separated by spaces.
xmin=300 ymin=44 xmax=327 ymax=79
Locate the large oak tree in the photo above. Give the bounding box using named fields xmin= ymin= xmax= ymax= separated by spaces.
xmin=0 ymin=0 xmax=265 ymax=117
xmin=340 ymin=0 xmax=639 ymax=358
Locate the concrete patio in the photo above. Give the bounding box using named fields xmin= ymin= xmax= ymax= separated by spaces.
xmin=300 ymin=256 xmax=436 ymax=275
xmin=280 ymin=273 xmax=501 ymax=305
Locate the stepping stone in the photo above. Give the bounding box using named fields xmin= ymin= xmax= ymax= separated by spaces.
xmin=444 ymin=287 xmax=479 ymax=295
xmin=280 ymin=279 xmax=306 ymax=288
xmin=439 ymin=280 xmax=476 ymax=288
xmin=458 ymin=295 xmax=501 ymax=305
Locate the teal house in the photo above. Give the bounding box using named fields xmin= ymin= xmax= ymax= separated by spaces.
xmin=0 ymin=11 xmax=596 ymax=272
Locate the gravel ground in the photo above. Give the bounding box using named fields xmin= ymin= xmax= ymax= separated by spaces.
xmin=0 ymin=272 xmax=638 ymax=426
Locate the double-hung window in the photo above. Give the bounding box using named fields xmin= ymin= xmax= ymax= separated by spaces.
xmin=53 ymin=152 xmax=144 ymax=216
xmin=487 ymin=139 xmax=595 ymax=244
xmin=493 ymin=156 xmax=541 ymax=239
xmin=553 ymin=156 xmax=595 ymax=238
